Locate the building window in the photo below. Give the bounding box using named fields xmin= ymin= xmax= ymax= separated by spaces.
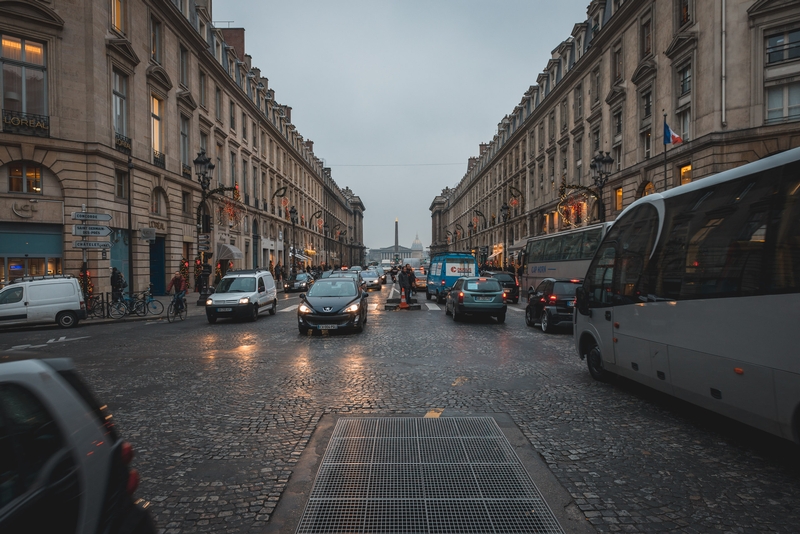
xmin=8 ymin=162 xmax=42 ymax=194
xmin=229 ymin=102 xmax=235 ymax=130
xmin=151 ymin=95 xmax=162 ymax=152
xmin=613 ymin=47 xmax=623 ymax=81
xmin=766 ymin=82 xmax=800 ymax=123
xmin=592 ymin=127 xmax=600 ymax=153
xmin=179 ymin=46 xmax=188 ymax=86
xmin=112 ymin=69 xmax=127 ymax=135
xmin=180 ymin=115 xmax=190 ymax=167
xmin=112 ymin=0 xmax=125 ymax=34
xmin=680 ymin=163 xmax=692 ymax=185
xmin=242 ymin=159 xmax=248 ymax=201
xmin=216 ymin=144 xmax=222 ymax=186
xmin=641 ymin=19 xmax=652 ymax=57
xmin=230 ymin=152 xmax=236 ymax=185
xmin=1 ymin=35 xmax=47 ymax=116
xmin=678 ymin=0 xmax=691 ymax=27
xmin=252 ymin=121 xmax=257 ymax=146
xmin=182 ymin=191 xmax=191 ymax=214
xmin=574 ymin=137 xmax=583 ymax=172
xmin=560 ymin=100 xmax=568 ymax=131
xmin=678 ymin=64 xmax=691 ymax=95
xmin=767 ymin=29 xmax=800 ymax=64
xmin=613 ymin=110 xmax=623 ymax=136
xmin=115 ymin=168 xmax=127 ymax=198
xmin=538 ymin=123 xmax=544 ymax=149
xmin=150 ymin=189 xmax=165 ymax=215
xmin=150 ymin=17 xmax=162 ymax=63
xmin=548 ymin=111 xmax=555 ymax=140
xmin=215 ymin=87 xmax=221 ymax=120
xmin=574 ymin=84 xmax=582 ymax=119
xmin=199 ymin=72 xmax=206 ymax=107
xmin=614 ymin=187 xmax=623 ymax=211
xmin=200 ymin=131 xmax=208 ymax=154
xmin=592 ymin=68 xmax=601 ymax=104
xmin=642 ymin=90 xmax=652 ymax=119
xmin=642 ymin=129 xmax=652 ymax=159
xmin=242 ymin=113 xmax=247 ymax=140
xmin=613 ymin=145 xmax=622 ymax=172
xmin=677 ymin=108 xmax=691 ymax=141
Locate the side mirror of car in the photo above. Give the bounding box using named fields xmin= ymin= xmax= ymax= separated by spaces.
xmin=575 ymin=286 xmax=590 ymax=316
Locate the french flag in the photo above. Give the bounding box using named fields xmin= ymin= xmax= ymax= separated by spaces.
xmin=664 ymin=121 xmax=683 ymax=145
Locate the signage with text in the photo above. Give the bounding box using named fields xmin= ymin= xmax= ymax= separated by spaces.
xmin=71 ymin=211 xmax=112 ymax=221
xmin=72 ymin=225 xmax=112 ymax=237
xmin=73 ymin=241 xmax=113 ymax=249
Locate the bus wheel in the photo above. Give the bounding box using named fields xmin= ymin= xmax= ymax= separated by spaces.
xmin=586 ymin=342 xmax=610 ymax=382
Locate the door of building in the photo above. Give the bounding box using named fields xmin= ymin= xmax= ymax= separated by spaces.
xmin=149 ymin=237 xmax=166 ymax=295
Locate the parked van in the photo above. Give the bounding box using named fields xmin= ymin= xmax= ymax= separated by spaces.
xmin=426 ymin=252 xmax=480 ymax=303
xmin=0 ymin=275 xmax=86 ymax=328
xmin=205 ymin=269 xmax=277 ymax=323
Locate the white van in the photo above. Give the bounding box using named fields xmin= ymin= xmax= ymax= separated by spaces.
xmin=0 ymin=275 xmax=86 ymax=328
xmin=205 ymin=268 xmax=277 ymax=323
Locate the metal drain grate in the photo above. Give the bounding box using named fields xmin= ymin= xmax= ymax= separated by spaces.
xmin=296 ymin=417 xmax=564 ymax=534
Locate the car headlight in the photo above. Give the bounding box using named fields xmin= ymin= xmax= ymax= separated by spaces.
xmin=298 ymin=304 xmax=312 ymax=314
xmin=239 ymin=297 xmax=250 ymax=304
xmin=344 ymin=303 xmax=360 ymax=313
xmin=300 ymin=282 xmax=307 ymax=287
xmin=206 ymin=298 xmax=213 ymax=306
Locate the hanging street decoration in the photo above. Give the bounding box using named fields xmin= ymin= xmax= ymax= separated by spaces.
xmin=557 ymin=178 xmax=594 ymax=227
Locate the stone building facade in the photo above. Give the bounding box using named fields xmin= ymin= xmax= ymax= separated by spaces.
xmin=430 ymin=0 xmax=800 ymax=267
xmin=0 ymin=0 xmax=364 ymax=294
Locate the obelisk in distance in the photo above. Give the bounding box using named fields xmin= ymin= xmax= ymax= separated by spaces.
xmin=394 ymin=218 xmax=399 ymax=259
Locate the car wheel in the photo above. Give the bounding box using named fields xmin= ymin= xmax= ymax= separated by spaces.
xmin=541 ymin=311 xmax=552 ymax=333
xmin=512 ymin=298 xmax=519 ymax=304
xmin=436 ymin=293 xmax=445 ymax=304
xmin=525 ymin=307 xmax=534 ymax=327
xmin=445 ymin=301 xmax=452 ymax=316
xmin=452 ymin=308 xmax=461 ymax=322
xmin=250 ymin=304 xmax=259 ymax=322
xmin=496 ymin=313 xmax=506 ymax=324
xmin=56 ymin=311 xmax=78 ymax=328
xmin=207 ymin=315 xmax=217 ymax=324
xmin=586 ymin=342 xmax=610 ymax=382
xmin=426 ymin=291 xmax=432 ymax=301
xmin=354 ymin=321 xmax=364 ymax=333
xmin=269 ymin=299 xmax=277 ymax=315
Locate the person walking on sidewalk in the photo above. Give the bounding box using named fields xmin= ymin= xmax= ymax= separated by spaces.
xmin=166 ymin=270 xmax=187 ymax=312
xmin=110 ymin=267 xmax=126 ymax=303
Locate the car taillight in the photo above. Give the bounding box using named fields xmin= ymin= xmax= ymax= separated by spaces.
xmin=80 ymin=300 xmax=86 ymax=310
xmin=549 ymin=295 xmax=557 ymax=301
xmin=120 ymin=441 xmax=139 ymax=494
xmin=515 ymin=277 xmax=519 ymax=287
xmin=441 ymin=280 xmax=445 ymax=285
xmin=126 ymin=469 xmax=140 ymax=495
xmin=121 ymin=441 xmax=134 ymax=464
xmin=458 ymin=292 xmax=464 ymax=304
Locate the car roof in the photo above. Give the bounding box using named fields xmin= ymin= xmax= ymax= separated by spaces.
xmin=223 ymin=269 xmax=271 ymax=277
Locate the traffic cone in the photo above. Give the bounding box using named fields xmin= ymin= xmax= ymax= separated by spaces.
xmin=399 ymin=287 xmax=410 ymax=309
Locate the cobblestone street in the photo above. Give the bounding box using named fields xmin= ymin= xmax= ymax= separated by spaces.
xmin=2 ymin=286 xmax=799 ymax=533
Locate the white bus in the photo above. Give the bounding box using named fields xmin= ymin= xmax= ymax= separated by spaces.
xmin=574 ymin=147 xmax=800 ymax=443
xmin=520 ymin=223 xmax=612 ymax=295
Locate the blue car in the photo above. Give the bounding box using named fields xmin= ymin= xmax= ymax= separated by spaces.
xmin=425 ymin=252 xmax=480 ymax=304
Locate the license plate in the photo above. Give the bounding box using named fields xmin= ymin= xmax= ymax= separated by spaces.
xmin=217 ymin=307 xmax=232 ymax=312
xmin=475 ymin=296 xmax=493 ymax=302
xmin=567 ymin=301 xmax=574 ymax=307
xmin=318 ymin=324 xmax=337 ymax=330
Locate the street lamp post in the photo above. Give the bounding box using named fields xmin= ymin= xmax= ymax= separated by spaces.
xmin=126 ymin=157 xmax=134 ymax=300
xmin=501 ymin=202 xmax=510 ymax=270
xmin=323 ymin=221 xmax=329 ymax=269
xmin=468 ymin=221 xmax=474 ymax=258
xmin=289 ymin=206 xmax=298 ymax=271
xmin=589 ymin=151 xmax=615 ymax=222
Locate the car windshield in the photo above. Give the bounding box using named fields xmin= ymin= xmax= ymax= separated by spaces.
xmin=290 ymin=273 xmax=309 ymax=281
xmin=554 ymin=282 xmax=581 ymax=296
xmin=464 ymin=279 xmax=502 ymax=292
xmin=492 ymin=273 xmax=515 ymax=282
xmin=361 ymin=272 xmax=377 ymax=279
xmin=307 ymin=280 xmax=356 ymax=297
xmin=216 ymin=277 xmax=256 ymax=293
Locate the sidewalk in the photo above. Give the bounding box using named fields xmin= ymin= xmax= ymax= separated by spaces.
xmin=83 ymin=293 xmax=203 ymax=326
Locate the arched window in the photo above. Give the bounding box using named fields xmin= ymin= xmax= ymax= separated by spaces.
xmin=150 ymin=188 xmax=166 ymax=215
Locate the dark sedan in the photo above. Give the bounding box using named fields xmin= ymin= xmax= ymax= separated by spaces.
xmin=284 ymin=272 xmax=313 ymax=292
xmin=297 ymin=278 xmax=368 ymax=334
xmin=525 ymin=278 xmax=582 ymax=333
xmin=481 ymin=271 xmax=520 ymax=303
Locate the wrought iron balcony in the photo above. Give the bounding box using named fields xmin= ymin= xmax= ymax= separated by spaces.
xmin=181 ymin=163 xmax=192 ymax=178
xmin=153 ymin=150 xmax=166 ymax=169
xmin=115 ymin=132 xmax=132 ymax=155
xmin=3 ymin=109 xmax=50 ymax=138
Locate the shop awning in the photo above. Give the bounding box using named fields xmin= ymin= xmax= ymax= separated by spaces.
xmin=290 ymin=248 xmax=310 ymax=262
xmin=486 ymin=251 xmax=501 ymax=260
xmin=216 ymin=243 xmax=244 ymax=260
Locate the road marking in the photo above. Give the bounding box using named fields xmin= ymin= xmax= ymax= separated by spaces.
xmin=425 ymin=303 xmax=440 ymax=311
xmin=6 ymin=335 xmax=90 ymax=352
xmin=368 ymin=303 xmax=379 ymax=311
xmin=424 ymin=408 xmax=444 ymax=418
xmin=507 ymin=307 xmax=524 ymax=313
xmin=279 ymin=304 xmax=298 ymax=313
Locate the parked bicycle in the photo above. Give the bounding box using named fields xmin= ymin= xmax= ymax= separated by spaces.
xmin=86 ymin=294 xmax=107 ymax=319
xmin=167 ymin=292 xmax=187 ymax=322
xmin=140 ymin=284 xmax=164 ymax=316
xmin=109 ymin=292 xmax=145 ymax=319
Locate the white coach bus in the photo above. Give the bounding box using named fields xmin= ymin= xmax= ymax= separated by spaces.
xmin=574 ymin=146 xmax=800 ymax=443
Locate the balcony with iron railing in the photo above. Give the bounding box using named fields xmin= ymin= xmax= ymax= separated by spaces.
xmin=153 ymin=150 xmax=166 ymax=169
xmin=3 ymin=109 xmax=50 ymax=138
xmin=182 ymin=163 xmax=192 ymax=178
xmin=115 ymin=132 xmax=132 ymax=155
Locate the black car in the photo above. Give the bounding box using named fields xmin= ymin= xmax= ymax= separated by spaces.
xmin=481 ymin=271 xmax=520 ymax=303
xmin=283 ymin=272 xmax=314 ymax=292
xmin=297 ymin=278 xmax=368 ymax=334
xmin=525 ymin=278 xmax=582 ymax=333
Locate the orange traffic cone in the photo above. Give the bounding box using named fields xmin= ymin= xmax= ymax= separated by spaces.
xmin=399 ymin=287 xmax=410 ymax=309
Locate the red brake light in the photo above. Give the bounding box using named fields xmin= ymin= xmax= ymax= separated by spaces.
xmin=121 ymin=441 xmax=134 ymax=465
xmin=126 ymin=469 xmax=140 ymax=495
xmin=502 ymin=292 xmax=507 ymax=299
xmin=515 ymin=277 xmax=519 ymax=286
xmin=570 ymin=279 xmax=581 ymax=283
xmin=441 ymin=280 xmax=445 ymax=285
xmin=549 ymin=295 xmax=557 ymax=301
xmin=458 ymin=291 xmax=464 ymax=303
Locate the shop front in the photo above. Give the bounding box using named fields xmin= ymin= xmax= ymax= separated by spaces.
xmin=0 ymin=197 xmax=65 ymax=287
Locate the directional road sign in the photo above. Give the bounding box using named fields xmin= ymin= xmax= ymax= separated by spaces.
xmin=72 ymin=225 xmax=112 ymax=237
xmin=73 ymin=241 xmax=113 ymax=249
xmin=198 ymin=245 xmax=210 ymax=251
xmin=71 ymin=211 xmax=112 ymax=221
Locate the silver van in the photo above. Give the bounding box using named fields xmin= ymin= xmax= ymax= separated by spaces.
xmin=0 ymin=275 xmax=86 ymax=328
xmin=205 ymin=269 xmax=278 ymax=323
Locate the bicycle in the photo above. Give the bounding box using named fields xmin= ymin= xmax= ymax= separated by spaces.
xmin=86 ymin=294 xmax=107 ymax=319
xmin=139 ymin=284 xmax=164 ymax=316
xmin=167 ymin=292 xmax=187 ymax=322
xmin=109 ymin=293 xmax=145 ymax=319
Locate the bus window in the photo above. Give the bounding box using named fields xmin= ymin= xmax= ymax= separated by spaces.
xmin=542 ymin=236 xmax=563 ymax=261
xmin=527 ymin=240 xmax=545 ymax=262
xmin=561 ymin=232 xmax=584 ymax=260
xmin=771 ymin=171 xmax=800 ymax=292
xmin=581 ymin=228 xmax=603 ymax=259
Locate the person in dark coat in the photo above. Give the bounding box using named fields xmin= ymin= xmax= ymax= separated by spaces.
xmin=110 ymin=267 xmax=125 ymax=302
xmin=406 ymin=265 xmax=417 ymax=297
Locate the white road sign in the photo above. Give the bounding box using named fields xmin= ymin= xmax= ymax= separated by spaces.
xmin=73 ymin=241 xmax=113 ymax=249
xmin=71 ymin=212 xmax=112 ymax=221
xmin=72 ymin=225 xmax=112 ymax=237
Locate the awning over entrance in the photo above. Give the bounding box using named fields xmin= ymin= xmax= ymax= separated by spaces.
xmin=290 ymin=247 xmax=310 ymax=262
xmin=486 ymin=251 xmax=501 ymax=260
xmin=216 ymin=243 xmax=244 ymax=260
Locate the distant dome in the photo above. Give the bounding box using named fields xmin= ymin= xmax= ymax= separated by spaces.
xmin=411 ymin=234 xmax=423 ymax=250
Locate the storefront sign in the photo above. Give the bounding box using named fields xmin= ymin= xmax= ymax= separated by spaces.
xmin=149 ymin=220 xmax=166 ymax=230
xmin=3 ymin=199 xmax=63 ymax=224
xmin=3 ymin=110 xmax=50 ymax=138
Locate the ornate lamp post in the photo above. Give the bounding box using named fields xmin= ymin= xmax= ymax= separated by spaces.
xmin=589 ymin=151 xmax=615 ymax=222
xmin=323 ymin=221 xmax=329 ymax=269
xmin=289 ymin=205 xmax=298 ymax=271
xmin=193 ymin=149 xmax=228 ymax=305
xmin=501 ymin=202 xmax=510 ymax=270
xmin=468 ymin=221 xmax=474 ymax=258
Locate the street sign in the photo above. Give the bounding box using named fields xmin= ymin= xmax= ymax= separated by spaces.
xmin=198 ymin=234 xmax=210 ymax=243
xmin=198 ymin=245 xmax=210 ymax=251
xmin=72 ymin=225 xmax=112 ymax=237
xmin=71 ymin=211 xmax=112 ymax=221
xmin=73 ymin=241 xmax=113 ymax=249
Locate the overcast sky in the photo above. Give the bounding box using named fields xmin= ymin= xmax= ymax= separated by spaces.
xmin=213 ymin=0 xmax=590 ymax=253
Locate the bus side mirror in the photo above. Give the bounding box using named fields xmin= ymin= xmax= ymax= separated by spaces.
xmin=576 ymin=286 xmax=590 ymax=316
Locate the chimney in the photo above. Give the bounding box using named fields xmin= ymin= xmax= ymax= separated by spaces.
xmin=284 ymin=106 xmax=292 ymax=123
xmin=220 ymin=28 xmax=246 ymax=60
